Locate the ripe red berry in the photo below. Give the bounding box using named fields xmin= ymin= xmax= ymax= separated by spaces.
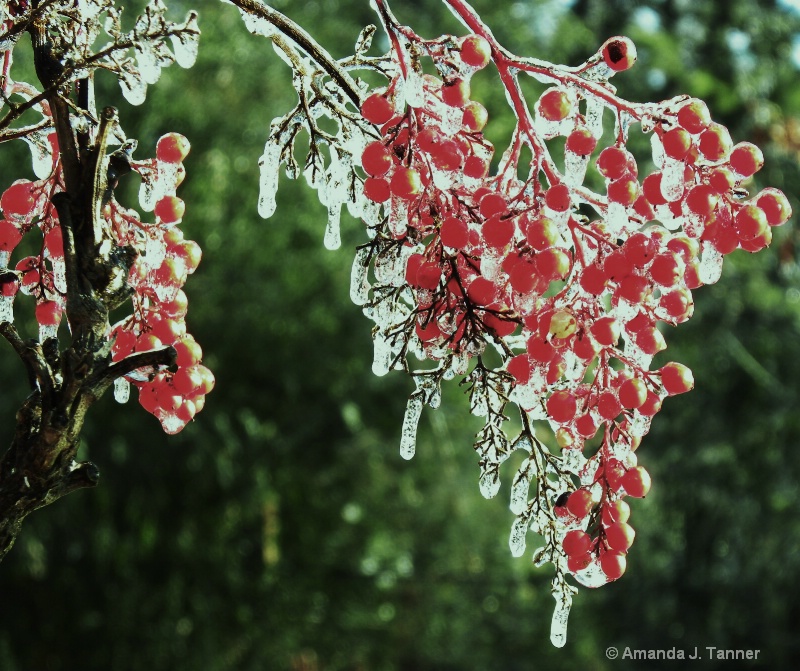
xmin=698 ymin=123 xmax=732 ymax=161
xmin=567 ymin=552 xmax=592 ymax=573
xmin=364 ymin=177 xmax=391 ymax=202
xmin=660 ymin=362 xmax=694 ymax=395
xmin=1 ymin=180 xmax=35 ymax=218
xmin=729 ymin=142 xmax=764 ymax=177
xmin=566 ymin=488 xmax=593 ymax=518
xmin=754 ymin=189 xmax=791 ymax=226
xmin=677 ymin=99 xmax=711 ymax=134
xmin=460 ymin=34 xmax=492 ymax=69
xmin=546 ymin=390 xmax=577 ymax=423
xmin=649 ymin=252 xmax=683 ymax=286
xmin=565 ymin=128 xmax=597 ymax=156
xmin=600 ymin=551 xmax=627 ymax=581
xmin=662 ymin=127 xmax=692 ymax=160
xmin=361 ymin=92 xmax=394 ymax=124
xmin=462 ymin=101 xmax=488 ymax=132
xmin=538 ymin=88 xmax=572 ymax=122
xmin=361 ymin=142 xmax=393 ymax=177
xmin=0 ymin=271 xmax=19 ymax=297
xmin=622 ymin=466 xmax=651 ymax=498
xmin=596 ymin=146 xmax=632 ymax=180
xmin=685 ymin=184 xmax=718 ymax=220
xmin=618 ymin=377 xmax=647 ymax=409
xmin=602 ymin=500 xmax=631 ymax=526
xmin=440 ymin=217 xmax=469 ymax=249
xmin=441 ymin=79 xmax=471 ymax=107
xmin=0 ymin=220 xmax=23 ymax=251
xmin=156 ymin=133 xmax=190 ymax=163
xmin=155 ymin=196 xmax=185 ymax=224
xmin=605 ymin=522 xmax=635 ymax=552
xmin=507 ymin=354 xmax=532 ymax=385
xmin=607 ymin=175 xmax=639 ymax=206
xmin=597 ymin=391 xmax=622 ymax=420
xmin=563 ymin=530 xmax=592 ymax=556
xmin=590 ymin=317 xmax=620 ymax=346
xmin=642 ymin=172 xmax=667 ymax=206
xmin=35 ymin=300 xmax=62 ymax=326
xmin=464 ymin=155 xmax=489 ymax=179
xmin=601 ymin=36 xmax=637 ymax=72
xmin=545 ymin=184 xmax=571 ymax=212
xmin=734 ymin=204 xmax=769 ymax=241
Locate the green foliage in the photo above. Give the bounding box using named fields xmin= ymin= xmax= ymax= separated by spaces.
xmin=0 ymin=0 xmax=799 ymax=668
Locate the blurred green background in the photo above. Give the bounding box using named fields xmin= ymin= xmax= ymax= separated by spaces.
xmin=1 ymin=0 xmax=800 ymax=668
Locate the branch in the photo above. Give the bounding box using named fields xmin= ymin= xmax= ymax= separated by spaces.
xmin=0 ymin=322 xmax=54 ymax=399
xmin=88 ymin=345 xmax=177 ymax=396
xmin=227 ymin=0 xmax=363 ymax=108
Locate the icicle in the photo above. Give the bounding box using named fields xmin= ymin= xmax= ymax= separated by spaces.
xmin=257 ymin=141 xmax=282 ymax=219
xmin=114 ymin=377 xmax=130 ymax=403
xmin=550 ymin=592 xmax=572 ymax=648
xmin=400 ymin=394 xmax=423 ymax=460
xmin=508 ymin=514 xmax=528 ymax=557
xmin=171 ymin=13 xmax=200 ymax=69
xmin=39 ymin=323 xmax=58 ymax=342
xmin=509 ymin=458 xmax=532 ymax=515
xmin=349 ymin=248 xmax=371 ymax=306
xmin=479 ymin=464 xmax=501 ymax=499
xmin=324 ymin=202 xmax=342 ymax=250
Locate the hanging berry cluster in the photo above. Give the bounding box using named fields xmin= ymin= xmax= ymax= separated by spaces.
xmin=237 ymin=0 xmax=791 ymax=647
xmin=0 ymin=90 xmax=211 ymax=435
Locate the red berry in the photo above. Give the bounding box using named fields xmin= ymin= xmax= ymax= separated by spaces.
xmin=0 ymin=220 xmax=23 ymax=251
xmin=685 ymin=184 xmax=718 ymax=220
xmin=596 ymin=146 xmax=632 ymax=180
xmin=566 ymin=488 xmax=593 ymax=518
xmin=545 ymin=184 xmax=571 ymax=212
xmin=174 ymin=335 xmax=203 ymax=367
xmin=0 ymin=271 xmax=19 ymax=297
xmin=618 ymin=378 xmax=647 ymax=409
xmin=642 ymin=173 xmax=667 ymax=206
xmin=466 ymin=276 xmax=496 ymax=305
xmin=538 ymin=88 xmax=572 ymax=122
xmin=600 ymin=551 xmax=627 ymax=580
xmin=35 ymin=300 xmax=62 ymax=326
xmin=440 ymin=217 xmax=469 ymax=249
xmin=755 ymin=189 xmax=792 ymax=226
xmin=460 ymin=35 xmax=491 ymax=69
xmin=734 ymin=204 xmax=769 ymax=241
xmin=605 ymin=522 xmax=635 ymax=552
xmin=155 ymin=196 xmax=185 ymax=223
xmin=590 ymin=317 xmax=620 ymax=347
xmin=464 ymin=155 xmax=489 ymax=179
xmin=507 ymin=354 xmax=532 ymax=385
xmin=698 ymin=123 xmax=732 ymax=161
xmin=563 ymin=530 xmax=592 ymax=556
xmin=567 ymin=552 xmax=592 ymax=573
xmin=156 ymin=133 xmax=190 ymax=163
xmin=364 ymin=177 xmax=391 ymax=202
xmin=601 ymin=36 xmax=637 ymax=72
xmin=597 ymin=391 xmax=622 ymax=420
xmin=575 ymin=413 xmax=598 ymax=439
xmin=660 ymin=362 xmax=694 ymax=395
xmin=729 ymin=142 xmax=764 ymax=177
xmin=361 ymin=92 xmax=394 ymax=124
xmin=565 ymin=128 xmax=597 ymax=156
xmin=662 ymin=127 xmax=692 ymax=160
xmin=482 ymin=216 xmax=515 ymax=248
xmin=607 ymin=175 xmax=639 ymax=206
xmin=547 ymin=390 xmax=577 ymax=423
xmin=361 ymin=142 xmax=393 ymax=177
xmin=579 ymin=264 xmax=607 ymax=295
xmin=462 ymin=101 xmax=488 ymax=132
xmin=1 ymin=180 xmax=35 ymax=218
xmin=602 ymin=500 xmax=630 ymax=526
xmin=441 ymin=79 xmax=470 ymax=107
xmin=649 ymin=252 xmax=683 ymax=286
xmin=622 ymin=466 xmax=651 ymax=498
xmin=526 ymin=216 xmax=559 ymax=250
xmin=677 ymin=99 xmax=711 ymax=134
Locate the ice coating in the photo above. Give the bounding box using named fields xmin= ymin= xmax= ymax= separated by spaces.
xmin=400 ymin=394 xmax=423 ymax=460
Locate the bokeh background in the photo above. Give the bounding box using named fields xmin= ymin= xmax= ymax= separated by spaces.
xmin=1 ymin=0 xmax=800 ymax=668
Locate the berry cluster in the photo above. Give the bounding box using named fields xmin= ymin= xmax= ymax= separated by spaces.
xmin=0 ymin=101 xmax=210 ymax=434
xmin=110 ymin=133 xmax=213 ymax=434
xmin=351 ymin=17 xmax=791 ymax=592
